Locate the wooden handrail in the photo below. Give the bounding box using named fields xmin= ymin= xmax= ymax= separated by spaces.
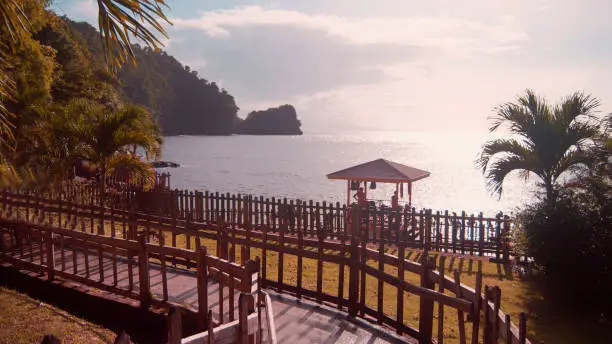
xmin=0 ymin=187 xmax=530 ymax=344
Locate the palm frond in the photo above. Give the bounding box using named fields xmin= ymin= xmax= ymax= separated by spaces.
xmin=554 ymin=149 xmax=591 ymax=181
xmin=0 ymin=0 xmax=30 ymax=42
xmin=476 ymin=138 xmax=534 ymax=173
xmin=485 ymin=156 xmax=538 ymax=197
xmin=556 ymin=91 xmax=600 ymax=127
xmin=96 ymin=0 xmax=171 ymax=71
xmin=0 ymin=0 xmax=31 ymax=139
xmin=489 ymin=103 xmax=531 ymax=134
xmin=107 ymin=152 xmax=155 ymax=186
xmin=517 ymin=89 xmax=551 ymax=122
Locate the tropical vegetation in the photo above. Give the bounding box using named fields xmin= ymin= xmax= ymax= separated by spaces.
xmin=0 ymin=0 xmax=171 ymax=188
xmin=479 ymin=90 xmax=611 ymax=321
xmin=235 ymin=104 xmax=303 ymax=135
xmin=477 ymin=89 xmax=604 ymax=207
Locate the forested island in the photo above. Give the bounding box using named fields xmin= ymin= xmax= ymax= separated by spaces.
xmin=235 ymin=105 xmax=303 ymax=135
xmin=41 ymin=17 xmax=303 ymax=136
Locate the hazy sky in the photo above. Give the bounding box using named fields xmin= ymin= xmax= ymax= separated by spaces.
xmin=53 ymin=0 xmax=612 ymax=134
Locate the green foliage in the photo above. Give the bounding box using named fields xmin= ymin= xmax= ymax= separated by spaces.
xmin=96 ymin=0 xmax=171 ymax=72
xmin=0 ymin=0 xmax=172 ymax=186
xmin=235 ymin=104 xmax=303 ymax=135
xmin=119 ymin=47 xmax=239 ymax=135
xmin=21 ymin=98 xmax=161 ymax=187
xmin=68 ymin=20 xmax=240 ymax=135
xmin=33 ymin=15 xmax=120 ymax=106
xmin=0 ymin=0 xmax=48 ymax=141
xmin=517 ymin=174 xmax=612 ymax=317
xmin=477 ymin=89 xmax=604 ymax=206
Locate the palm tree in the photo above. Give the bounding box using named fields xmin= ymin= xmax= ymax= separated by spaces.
xmin=477 ymin=89 xmax=602 ymax=207
xmin=0 ymin=0 xmax=170 ymax=178
xmin=69 ymin=99 xmax=161 ymax=194
xmin=24 ymin=98 xmax=161 ymax=192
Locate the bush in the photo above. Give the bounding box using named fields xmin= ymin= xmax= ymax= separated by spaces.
xmin=517 ymin=176 xmax=612 ymax=316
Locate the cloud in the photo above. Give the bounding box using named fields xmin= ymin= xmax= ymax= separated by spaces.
xmin=52 ymin=1 xmax=612 ymax=134
xmin=293 ymin=63 xmax=610 ymax=133
xmin=163 ymin=4 xmax=530 ymax=117
xmin=166 ymin=24 xmax=419 ymax=102
xmin=67 ymin=0 xmax=97 ymax=23
xmin=172 ymin=6 xmax=529 ymax=55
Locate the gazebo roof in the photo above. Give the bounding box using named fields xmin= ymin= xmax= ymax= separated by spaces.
xmin=326 ymin=158 xmax=430 ymax=183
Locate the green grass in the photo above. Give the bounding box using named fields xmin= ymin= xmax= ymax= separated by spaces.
xmin=0 ymin=287 xmax=116 ymax=344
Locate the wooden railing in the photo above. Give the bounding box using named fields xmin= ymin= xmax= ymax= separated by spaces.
xmin=0 ymin=188 xmax=531 ymax=344
xmin=0 ymin=191 xmax=264 ymax=342
xmin=126 ymin=188 xmax=514 ymax=260
xmin=167 ymin=291 xmax=277 ymax=344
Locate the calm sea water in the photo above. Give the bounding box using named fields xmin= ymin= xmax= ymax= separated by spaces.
xmin=158 ymin=131 xmax=537 ymax=216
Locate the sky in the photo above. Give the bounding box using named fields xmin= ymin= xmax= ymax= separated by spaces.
xmin=52 ymin=0 xmax=612 ymax=134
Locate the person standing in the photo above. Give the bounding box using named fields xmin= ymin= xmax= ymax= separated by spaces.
xmin=354 ymin=187 xmax=367 ymax=206
xmin=391 ymin=190 xmax=399 ymax=209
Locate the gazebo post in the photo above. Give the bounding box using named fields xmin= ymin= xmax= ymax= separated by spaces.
xmin=408 ymin=182 xmax=413 ymax=208
xmin=364 ymin=181 xmax=368 ymax=201
xmin=346 ymin=180 xmax=350 ymax=207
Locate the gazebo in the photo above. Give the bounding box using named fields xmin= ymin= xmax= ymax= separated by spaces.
xmin=326 ymin=158 xmax=430 ymax=208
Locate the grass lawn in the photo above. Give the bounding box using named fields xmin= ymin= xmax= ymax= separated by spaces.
xmin=0 ymin=287 xmax=116 ymax=344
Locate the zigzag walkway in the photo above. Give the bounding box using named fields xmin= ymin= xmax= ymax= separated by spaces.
xmin=0 ymin=240 xmax=412 ymax=344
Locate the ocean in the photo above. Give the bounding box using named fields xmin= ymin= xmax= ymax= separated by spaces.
xmin=158 ymin=131 xmax=537 ymax=217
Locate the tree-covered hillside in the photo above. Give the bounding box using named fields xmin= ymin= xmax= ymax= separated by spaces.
xmin=67 ymin=20 xmax=240 ymax=135
xmin=66 ymin=19 xmax=304 ymax=136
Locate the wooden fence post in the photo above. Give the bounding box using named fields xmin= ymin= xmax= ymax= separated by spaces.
xmin=483 ymin=286 xmax=491 ymax=344
xmin=495 ymin=213 xmax=502 ymax=261
xmin=239 ymin=293 xmax=256 ymax=344
xmin=437 ymin=256 xmax=446 ymax=344
xmin=138 ymin=235 xmax=151 ymax=308
xmin=197 ymin=246 xmax=209 ymax=329
xmin=217 ymin=224 xmax=229 ymax=260
xmin=493 ymin=286 xmax=501 ymax=343
xmin=518 ymin=312 xmax=527 ymax=344
xmin=167 ymin=306 xmax=182 ymax=344
xmin=128 ymin=203 xmax=137 ymax=241
xmin=418 ymin=255 xmax=435 ymax=344
xmin=502 ymin=214 xmax=511 ymax=262
xmin=348 ymin=204 xmax=361 ymax=317
xmin=471 ymin=271 xmax=483 ymax=344
xmin=478 ymin=212 xmax=485 ymax=256
xmin=45 ymin=229 xmax=55 ymax=281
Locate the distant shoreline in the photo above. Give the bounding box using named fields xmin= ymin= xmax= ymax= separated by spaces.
xmin=162 ymin=133 xmax=303 ymax=137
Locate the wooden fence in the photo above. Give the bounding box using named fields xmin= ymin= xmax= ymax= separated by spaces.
xmin=0 ymin=190 xmax=267 ymax=343
xmin=0 ymin=188 xmax=530 ymax=344
xmin=128 ymin=188 xmax=513 ymax=260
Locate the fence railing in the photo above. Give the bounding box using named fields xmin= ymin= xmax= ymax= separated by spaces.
xmin=128 ymin=188 xmax=513 ymax=260
xmin=0 ymin=191 xmax=264 ymax=342
xmin=0 ymin=187 xmax=531 ymax=344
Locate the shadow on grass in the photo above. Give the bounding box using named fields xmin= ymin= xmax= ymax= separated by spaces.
xmin=515 ymin=275 xmax=612 ymax=344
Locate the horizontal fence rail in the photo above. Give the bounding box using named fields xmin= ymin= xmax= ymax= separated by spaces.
xmin=128 ymin=188 xmax=514 ymax=261
xmin=0 ymin=188 xmax=264 ymax=342
xmin=0 ymin=187 xmax=531 ymax=344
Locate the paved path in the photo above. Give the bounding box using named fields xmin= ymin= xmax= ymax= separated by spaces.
xmin=1 ymin=242 xmax=414 ymax=344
